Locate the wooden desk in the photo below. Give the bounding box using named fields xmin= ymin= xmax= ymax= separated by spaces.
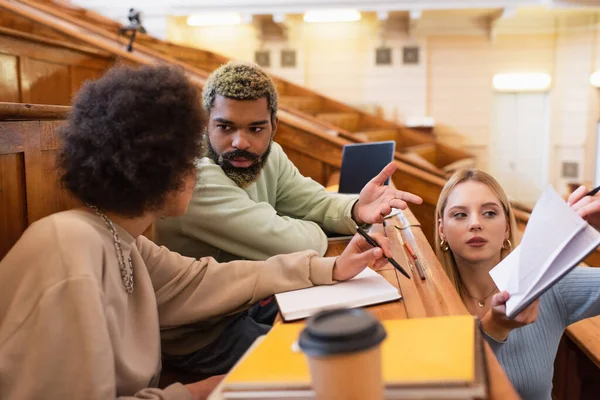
xmin=378 ymin=210 xmax=517 ymax=399
xmin=215 ymin=210 xmax=518 ymax=400
xmin=319 ymin=212 xmax=517 ymax=399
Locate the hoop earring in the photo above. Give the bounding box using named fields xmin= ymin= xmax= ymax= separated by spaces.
xmin=440 ymin=239 xmax=449 ymax=252
xmin=503 ymin=239 xmax=512 ymax=250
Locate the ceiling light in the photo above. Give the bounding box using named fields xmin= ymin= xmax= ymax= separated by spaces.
xmin=492 ymin=73 xmax=552 ymax=92
xmin=303 ymin=9 xmax=361 ymax=23
xmin=187 ymin=13 xmax=242 ymax=27
xmin=590 ymin=71 xmax=600 ymax=87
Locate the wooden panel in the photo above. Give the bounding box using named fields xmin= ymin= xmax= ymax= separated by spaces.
xmin=0 ymin=121 xmax=25 ymax=155
xmin=22 ymin=121 xmax=80 ymax=224
xmin=0 ymin=152 xmax=27 ymax=260
xmin=0 ymin=53 xmax=20 ymax=102
xmin=553 ymin=334 xmax=600 ymax=400
xmin=281 ymin=146 xmax=326 ymax=185
xmin=20 ymin=57 xmax=71 ymax=105
xmin=70 ymin=66 xmax=104 ymax=97
xmin=39 ymin=120 xmax=63 ymax=151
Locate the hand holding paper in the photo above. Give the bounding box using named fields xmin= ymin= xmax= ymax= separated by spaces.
xmin=490 ymin=185 xmax=600 ymax=319
xmin=481 ymin=292 xmax=540 ymax=341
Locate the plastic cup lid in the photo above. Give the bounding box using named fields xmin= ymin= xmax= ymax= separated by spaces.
xmin=298 ymin=308 xmax=386 ymax=357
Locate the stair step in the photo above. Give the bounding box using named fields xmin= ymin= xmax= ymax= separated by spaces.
xmin=280 ymin=96 xmax=323 ymax=113
xmin=315 ymin=112 xmax=361 ymax=132
xmin=353 ymin=129 xmax=397 ymax=142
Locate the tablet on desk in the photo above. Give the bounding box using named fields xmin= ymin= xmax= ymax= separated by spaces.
xmin=338 ymin=141 xmax=396 ymax=194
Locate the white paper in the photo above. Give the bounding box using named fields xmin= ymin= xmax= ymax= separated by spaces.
xmin=275 ymin=267 xmax=401 ymax=321
xmin=515 ymin=185 xmax=586 ymax=294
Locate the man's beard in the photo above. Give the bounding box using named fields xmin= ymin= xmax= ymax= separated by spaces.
xmin=206 ymin=138 xmax=273 ymax=188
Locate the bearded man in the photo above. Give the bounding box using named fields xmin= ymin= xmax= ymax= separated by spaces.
xmin=153 ymin=61 xmax=421 ymax=382
xmin=155 ymin=61 xmax=420 ymax=262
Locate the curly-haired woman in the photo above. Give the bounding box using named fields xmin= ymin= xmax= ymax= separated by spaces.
xmin=0 ymin=65 xmax=394 ymax=400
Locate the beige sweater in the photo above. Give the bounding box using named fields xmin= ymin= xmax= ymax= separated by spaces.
xmin=0 ymin=210 xmax=335 ymax=400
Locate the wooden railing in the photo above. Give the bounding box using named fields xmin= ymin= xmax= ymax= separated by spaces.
xmin=0 ymin=26 xmax=115 ymax=104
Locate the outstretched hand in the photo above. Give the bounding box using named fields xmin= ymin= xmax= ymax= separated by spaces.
xmin=481 ymin=291 xmax=539 ymax=341
xmin=568 ymin=185 xmax=600 ymax=230
xmin=353 ymin=162 xmax=423 ymax=225
xmin=333 ymin=232 xmax=391 ymax=281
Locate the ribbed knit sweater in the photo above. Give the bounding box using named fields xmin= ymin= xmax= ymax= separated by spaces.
xmin=483 ymin=267 xmax=600 ymax=399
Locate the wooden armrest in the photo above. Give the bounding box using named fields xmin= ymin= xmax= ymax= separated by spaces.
xmin=566 ymin=317 xmax=600 ymax=368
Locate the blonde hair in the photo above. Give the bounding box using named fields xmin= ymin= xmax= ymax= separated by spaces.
xmin=202 ymin=61 xmax=278 ymax=122
xmin=434 ymin=169 xmax=520 ymax=299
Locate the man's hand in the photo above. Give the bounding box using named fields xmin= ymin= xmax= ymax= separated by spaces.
xmin=352 ymin=162 xmax=423 ymax=225
xmin=333 ymin=232 xmax=391 ymax=281
xmin=480 ymin=291 xmax=539 ymax=341
xmin=568 ymin=185 xmax=600 ymax=230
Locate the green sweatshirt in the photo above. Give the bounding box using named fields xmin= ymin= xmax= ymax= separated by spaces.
xmin=154 ymin=142 xmax=359 ymax=261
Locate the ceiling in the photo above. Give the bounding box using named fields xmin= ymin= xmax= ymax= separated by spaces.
xmin=70 ymin=0 xmax=600 ymax=39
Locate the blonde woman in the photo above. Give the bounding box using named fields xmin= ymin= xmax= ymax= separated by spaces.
xmin=435 ymin=169 xmax=600 ymax=400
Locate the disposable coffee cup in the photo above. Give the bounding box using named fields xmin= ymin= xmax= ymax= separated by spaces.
xmin=298 ymin=308 xmax=387 ymax=400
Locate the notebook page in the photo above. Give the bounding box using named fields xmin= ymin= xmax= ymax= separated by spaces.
xmin=505 ymin=223 xmax=600 ymax=318
xmin=275 ymin=268 xmax=401 ymax=321
xmin=515 ymin=185 xmax=586 ymax=294
xmin=489 ymin=245 xmax=520 ymax=293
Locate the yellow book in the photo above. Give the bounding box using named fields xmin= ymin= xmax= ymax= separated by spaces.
xmin=223 ymin=315 xmax=477 ymax=391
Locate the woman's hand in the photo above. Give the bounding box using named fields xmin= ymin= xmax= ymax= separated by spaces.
xmin=332 ymin=232 xmax=391 ymax=281
xmin=480 ymin=291 xmax=539 ymax=341
xmin=185 ymin=374 xmax=226 ymax=400
xmin=568 ymin=185 xmax=600 ymax=230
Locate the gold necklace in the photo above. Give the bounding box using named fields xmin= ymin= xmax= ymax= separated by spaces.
xmin=463 ymin=287 xmax=497 ymax=308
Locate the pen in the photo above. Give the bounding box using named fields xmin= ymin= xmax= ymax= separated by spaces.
xmin=585 ymin=185 xmax=600 ymax=197
xmin=355 ymin=226 xmax=411 ymax=280
xmin=403 ymin=241 xmax=416 ymax=259
xmin=402 ymin=240 xmax=426 ymax=280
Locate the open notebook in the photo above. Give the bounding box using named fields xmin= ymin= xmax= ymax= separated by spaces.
xmin=490 ymin=185 xmax=600 ymax=318
xmin=219 ymin=315 xmax=487 ymax=400
xmin=275 ymin=267 xmax=401 ymax=321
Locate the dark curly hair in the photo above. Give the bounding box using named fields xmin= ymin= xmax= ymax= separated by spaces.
xmin=58 ymin=64 xmax=205 ymax=217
